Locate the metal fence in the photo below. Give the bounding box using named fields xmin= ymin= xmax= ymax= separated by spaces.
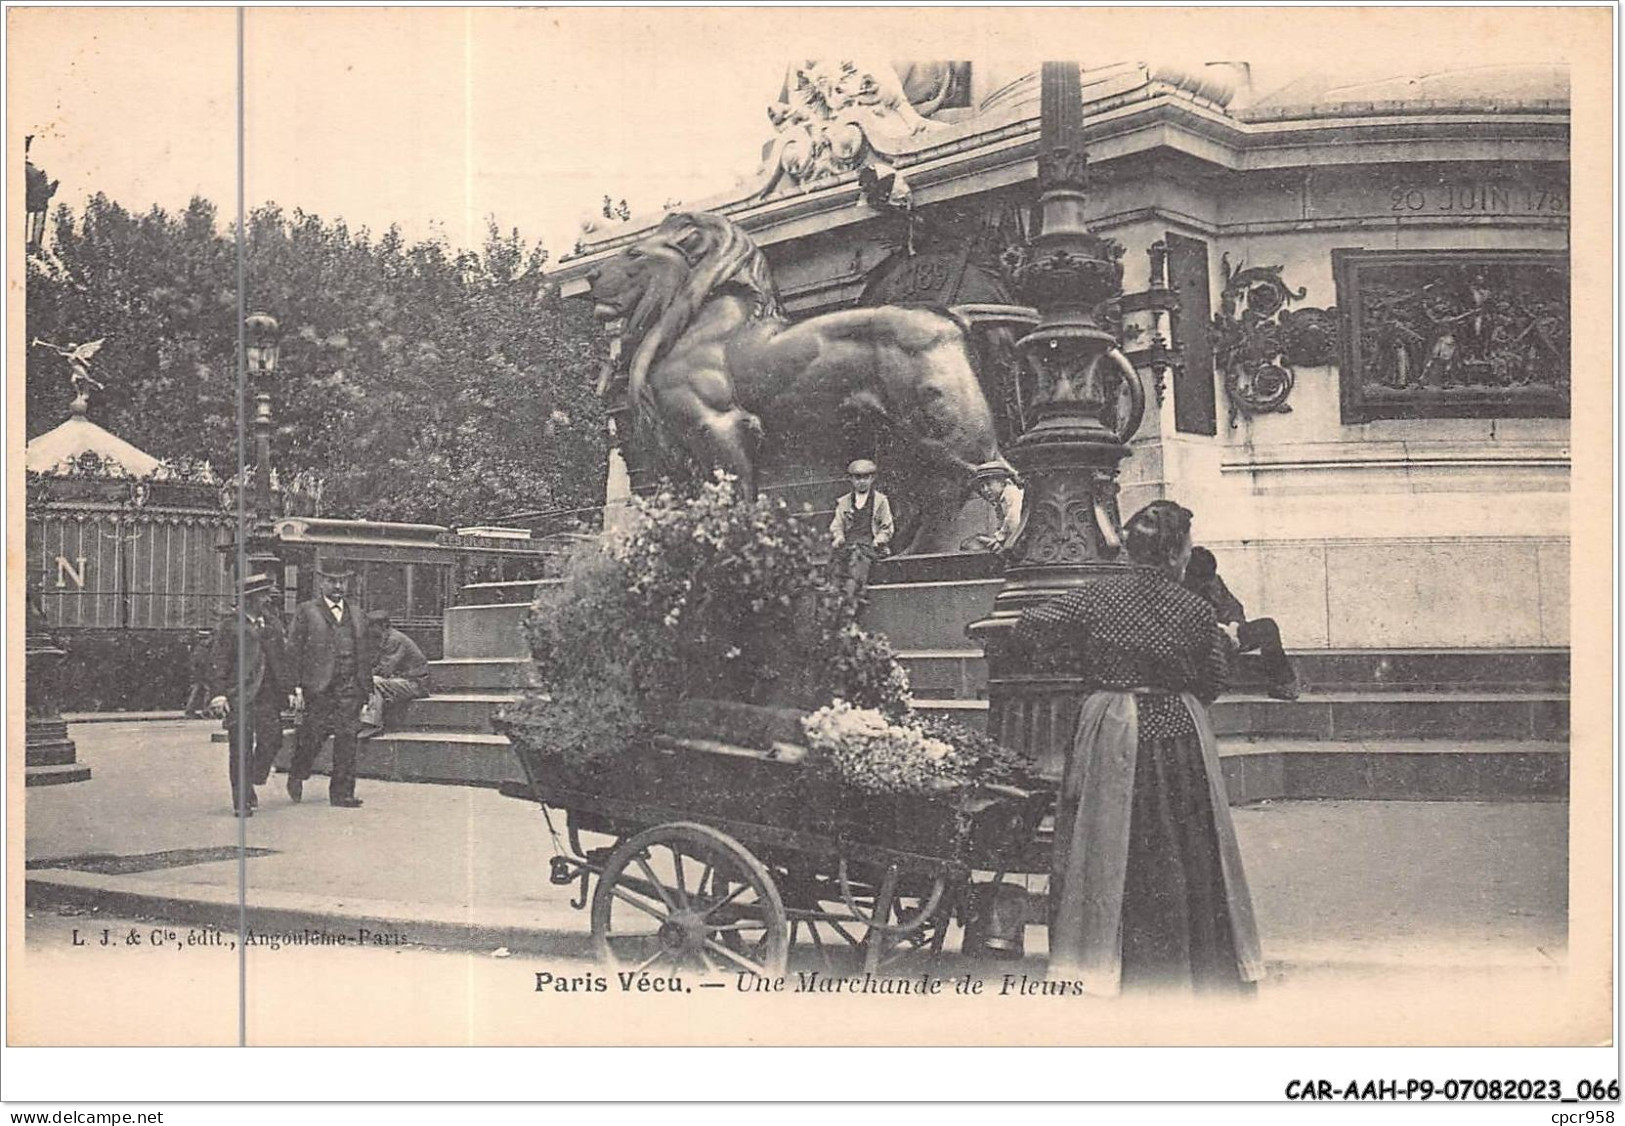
xmin=31 ymin=512 xmax=237 ymax=631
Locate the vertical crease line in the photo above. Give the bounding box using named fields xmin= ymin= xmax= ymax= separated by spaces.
xmin=465 ymin=9 xmax=475 ymax=251
xmin=236 ymin=4 xmax=249 ymax=1049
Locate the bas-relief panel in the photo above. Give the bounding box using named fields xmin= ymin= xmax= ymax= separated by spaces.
xmin=1191 ymin=243 xmax=1568 ymax=434
xmin=1334 ymin=249 xmax=1569 ymax=423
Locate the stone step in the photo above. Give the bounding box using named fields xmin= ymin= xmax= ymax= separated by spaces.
xmin=401 ymin=692 xmax=517 ymax=732
xmin=321 ymin=725 xmax=1565 ymax=803
xmin=428 ymin=657 xmax=532 ymax=691
xmin=443 ymin=603 xmax=531 ymax=659
xmin=212 ymin=691 xmax=520 ymax=743
xmin=1216 ymin=739 xmax=1568 ymax=804
xmin=458 ymin=578 xmax=559 ymax=606
xmin=28 ymin=718 xmax=70 ymax=740
xmin=897 ymin=647 xmax=1570 ymax=699
xmin=356 ymin=730 xmax=522 ymax=788
xmin=897 ymin=650 xmax=988 ymax=699
xmin=26 ymin=739 xmax=81 ymax=768
xmin=1233 ymin=648 xmax=1569 ymax=693
xmin=269 ymin=729 xmax=521 ymax=788
xmin=919 ymin=690 xmax=1568 ymax=743
xmin=62 ymin=711 xmax=189 ymax=724
xmin=913 ymin=698 xmax=992 ymax=731
xmin=1212 ymin=690 xmax=1568 ymax=742
xmin=26 ymin=762 xmax=92 ymax=787
xmin=859 ymin=577 xmax=1002 ymax=650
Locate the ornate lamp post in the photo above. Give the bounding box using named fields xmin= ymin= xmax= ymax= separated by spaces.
xmin=967 ymin=62 xmax=1146 ymax=779
xmin=22 ymin=137 xmax=84 ymax=785
xmin=244 ymin=312 xmax=283 ymax=584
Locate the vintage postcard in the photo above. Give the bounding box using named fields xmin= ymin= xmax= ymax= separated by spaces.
xmin=4 ymin=3 xmax=1616 ymax=1093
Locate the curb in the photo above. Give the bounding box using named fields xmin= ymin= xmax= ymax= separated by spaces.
xmin=63 ymin=712 xmax=194 ymax=725
xmin=24 ymin=871 xmax=597 ymax=961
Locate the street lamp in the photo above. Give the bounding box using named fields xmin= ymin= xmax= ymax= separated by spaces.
xmin=244 ymin=313 xmax=281 ymax=581
xmin=966 ymin=62 xmax=1146 ymax=779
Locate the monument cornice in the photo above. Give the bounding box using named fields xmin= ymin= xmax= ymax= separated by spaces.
xmin=552 ymin=94 xmax=1567 ymax=296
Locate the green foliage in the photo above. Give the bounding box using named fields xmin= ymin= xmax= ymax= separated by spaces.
xmin=498 ymin=474 xmax=912 ymax=769
xmin=28 ymin=197 xmax=607 ymax=525
xmin=45 ymin=629 xmax=199 ymax=712
xmin=819 ymin=622 xmax=912 ymax=716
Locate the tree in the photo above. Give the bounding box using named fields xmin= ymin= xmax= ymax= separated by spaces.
xmin=27 ymin=197 xmax=608 ymax=527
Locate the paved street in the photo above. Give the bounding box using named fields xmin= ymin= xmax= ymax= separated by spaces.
xmin=27 ymin=718 xmax=1569 ymax=963
xmin=19 ymin=717 xmax=1579 ymax=1044
xmin=19 ymin=721 xmax=1579 ymax=1026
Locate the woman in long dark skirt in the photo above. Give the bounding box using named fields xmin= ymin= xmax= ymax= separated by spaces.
xmin=1015 ymin=499 xmax=1263 ymax=997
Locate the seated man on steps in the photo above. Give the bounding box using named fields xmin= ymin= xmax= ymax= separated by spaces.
xmin=1183 ymin=546 xmax=1301 ymax=701
xmin=359 ymin=610 xmax=432 ymax=738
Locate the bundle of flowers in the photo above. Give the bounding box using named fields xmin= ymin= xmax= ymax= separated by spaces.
xmin=498 ymin=472 xmax=911 ymax=773
xmin=800 ymin=700 xmax=967 ymax=796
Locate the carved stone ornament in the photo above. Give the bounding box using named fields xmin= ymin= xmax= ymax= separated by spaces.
xmin=1212 ymin=256 xmax=1337 ymax=427
xmin=761 ymin=60 xmax=947 ymax=191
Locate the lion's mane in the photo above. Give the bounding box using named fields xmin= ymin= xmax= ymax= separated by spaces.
xmin=623 ymin=212 xmax=783 ymax=443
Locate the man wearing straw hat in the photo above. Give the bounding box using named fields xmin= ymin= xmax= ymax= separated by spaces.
xmin=962 ymin=460 xmax=1025 ymax=554
xmin=286 ymin=565 xmax=370 ymax=807
xmin=208 ymin=572 xmax=293 ymax=817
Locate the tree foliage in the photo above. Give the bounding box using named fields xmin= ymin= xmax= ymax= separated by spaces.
xmin=26 ymin=196 xmax=608 ymax=526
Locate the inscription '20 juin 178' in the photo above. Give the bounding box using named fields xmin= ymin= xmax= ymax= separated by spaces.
xmin=1388 ymin=181 xmax=1569 ymax=214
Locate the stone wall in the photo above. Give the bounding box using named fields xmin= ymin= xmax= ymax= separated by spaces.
xmin=1099 ymin=160 xmax=1569 ymax=650
xmin=557 ymin=78 xmax=1571 ymax=653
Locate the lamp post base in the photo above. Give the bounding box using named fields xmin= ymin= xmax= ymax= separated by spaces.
xmin=26 ymin=643 xmax=87 ymax=787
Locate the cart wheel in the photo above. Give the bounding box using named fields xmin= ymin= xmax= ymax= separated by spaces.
xmin=590 ymin=822 xmax=788 ymax=978
xmin=838 ymin=859 xmax=947 ymax=936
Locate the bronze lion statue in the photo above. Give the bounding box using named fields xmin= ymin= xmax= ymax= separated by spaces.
xmin=587 ymin=211 xmax=1009 ymax=554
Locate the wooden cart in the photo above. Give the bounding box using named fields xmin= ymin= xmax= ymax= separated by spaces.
xmin=498 ymin=699 xmax=1053 ymax=978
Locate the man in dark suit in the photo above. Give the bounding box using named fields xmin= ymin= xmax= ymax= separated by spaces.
xmin=287 ymin=565 xmax=369 ymax=808
xmin=1183 ymin=546 xmax=1301 ymax=701
xmin=208 ymin=573 xmax=293 ymax=817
